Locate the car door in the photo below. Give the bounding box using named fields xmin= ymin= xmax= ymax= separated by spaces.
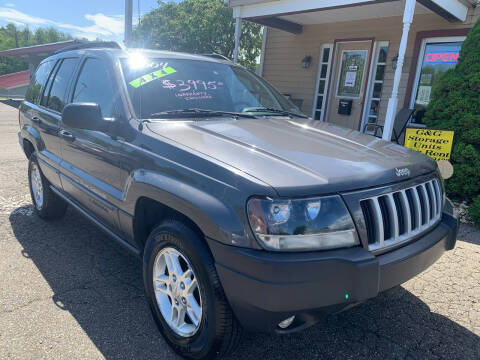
xmin=25 ymin=59 xmax=70 ymax=188
xmin=59 ymin=56 xmax=124 ymax=231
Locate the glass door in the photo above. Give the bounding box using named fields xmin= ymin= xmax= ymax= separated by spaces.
xmin=409 ymin=37 xmax=465 ymax=123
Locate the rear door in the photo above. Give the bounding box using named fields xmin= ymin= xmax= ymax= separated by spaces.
xmin=27 ymin=58 xmax=79 ymax=187
xmin=59 ymin=56 xmax=123 ymax=230
xmin=22 ymin=59 xmax=60 ymax=186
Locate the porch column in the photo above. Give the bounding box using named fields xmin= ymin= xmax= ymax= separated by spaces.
xmin=234 ymin=17 xmax=242 ymax=63
xmin=382 ymin=0 xmax=416 ymax=141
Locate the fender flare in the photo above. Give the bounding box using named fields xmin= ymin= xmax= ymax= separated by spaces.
xmin=21 ymin=124 xmax=43 ymax=153
xmin=122 ymin=169 xmax=252 ymax=247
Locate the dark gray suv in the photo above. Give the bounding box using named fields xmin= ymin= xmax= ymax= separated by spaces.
xmin=18 ymin=43 xmax=459 ymax=359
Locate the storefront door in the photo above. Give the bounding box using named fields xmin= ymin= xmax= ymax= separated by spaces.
xmin=327 ymin=41 xmax=371 ymax=130
xmin=409 ymin=37 xmax=465 ymax=122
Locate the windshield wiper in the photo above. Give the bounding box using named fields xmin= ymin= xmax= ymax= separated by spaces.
xmin=148 ymin=108 xmax=257 ymax=119
xmin=245 ymin=107 xmax=308 ymax=119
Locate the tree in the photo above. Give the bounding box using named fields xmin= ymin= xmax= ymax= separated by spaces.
xmin=133 ymin=0 xmax=263 ymax=70
xmin=0 ymin=24 xmax=72 ymax=75
xmin=422 ymin=19 xmax=480 ymax=224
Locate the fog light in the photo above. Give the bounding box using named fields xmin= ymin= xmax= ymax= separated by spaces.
xmin=278 ymin=316 xmax=295 ymax=329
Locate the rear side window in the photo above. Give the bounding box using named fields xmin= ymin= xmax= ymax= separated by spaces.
xmin=25 ymin=60 xmax=55 ymax=104
xmin=44 ymin=58 xmax=77 ymax=112
xmin=72 ymin=58 xmax=115 ymax=117
xmin=40 ymin=61 xmax=60 ymax=107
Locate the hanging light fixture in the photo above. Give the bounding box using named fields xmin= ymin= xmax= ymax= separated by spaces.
xmin=301 ymin=55 xmax=312 ymax=69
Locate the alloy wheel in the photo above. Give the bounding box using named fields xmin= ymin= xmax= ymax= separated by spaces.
xmin=153 ymin=247 xmax=203 ymax=337
xmin=30 ymin=162 xmax=44 ymax=210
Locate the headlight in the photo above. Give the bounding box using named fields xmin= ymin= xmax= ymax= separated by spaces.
xmin=247 ymin=195 xmax=359 ymax=251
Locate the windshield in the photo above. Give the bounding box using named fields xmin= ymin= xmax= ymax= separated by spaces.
xmin=120 ymin=56 xmax=303 ymax=119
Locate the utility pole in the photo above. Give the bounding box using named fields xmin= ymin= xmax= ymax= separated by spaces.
xmin=125 ymin=0 xmax=133 ymax=46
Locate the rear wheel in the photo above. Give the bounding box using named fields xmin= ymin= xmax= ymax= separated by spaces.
xmin=28 ymin=153 xmax=67 ymax=220
xmin=143 ymin=219 xmax=242 ymax=359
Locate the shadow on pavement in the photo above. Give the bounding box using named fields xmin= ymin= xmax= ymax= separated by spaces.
xmin=9 ymin=205 xmax=480 ymax=360
xmin=457 ymin=224 xmax=480 ymax=246
xmin=0 ymin=99 xmax=22 ymax=108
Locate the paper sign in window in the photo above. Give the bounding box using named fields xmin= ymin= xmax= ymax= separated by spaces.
xmin=416 ymin=85 xmax=432 ymax=106
xmin=344 ymin=72 xmax=357 ymax=87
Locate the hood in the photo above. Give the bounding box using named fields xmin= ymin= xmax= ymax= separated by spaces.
xmin=146 ymin=118 xmax=437 ymax=196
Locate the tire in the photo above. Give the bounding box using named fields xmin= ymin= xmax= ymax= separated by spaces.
xmin=143 ymin=219 xmax=242 ymax=359
xmin=28 ymin=153 xmax=67 ymax=220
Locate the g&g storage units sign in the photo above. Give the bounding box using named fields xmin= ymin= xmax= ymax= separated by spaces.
xmin=404 ymin=128 xmax=455 ymax=161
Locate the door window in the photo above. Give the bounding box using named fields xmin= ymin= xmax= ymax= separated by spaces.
xmin=40 ymin=60 xmax=59 ymax=107
xmin=25 ymin=60 xmax=55 ymax=104
xmin=44 ymin=58 xmax=77 ymax=112
xmin=72 ymin=58 xmax=115 ymax=118
xmin=413 ymin=41 xmax=462 ymax=110
xmin=335 ymin=50 xmax=368 ymax=99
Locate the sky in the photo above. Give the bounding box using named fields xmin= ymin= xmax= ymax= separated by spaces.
xmin=0 ymin=0 xmax=181 ymax=42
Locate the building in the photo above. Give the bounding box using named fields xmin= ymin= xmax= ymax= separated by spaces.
xmin=229 ymin=0 xmax=479 ymax=140
xmin=0 ymin=40 xmax=81 ymax=98
xmin=0 ymin=70 xmax=30 ymax=98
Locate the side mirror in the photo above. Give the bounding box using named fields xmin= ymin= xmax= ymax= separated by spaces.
xmin=62 ymin=103 xmax=110 ymax=132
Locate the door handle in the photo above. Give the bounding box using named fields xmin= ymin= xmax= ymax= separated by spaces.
xmin=31 ymin=116 xmax=41 ymax=124
xmin=59 ymin=129 xmax=75 ymax=141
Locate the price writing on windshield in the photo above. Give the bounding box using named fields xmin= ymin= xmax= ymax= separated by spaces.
xmin=162 ymin=80 xmax=224 ymax=92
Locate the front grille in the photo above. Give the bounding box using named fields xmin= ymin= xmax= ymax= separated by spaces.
xmin=360 ymin=178 xmax=443 ymax=252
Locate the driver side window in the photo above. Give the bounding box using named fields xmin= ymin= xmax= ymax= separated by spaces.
xmin=72 ymin=58 xmax=115 ymax=118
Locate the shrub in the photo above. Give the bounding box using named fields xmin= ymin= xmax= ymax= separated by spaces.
xmin=468 ymin=196 xmax=480 ymax=226
xmin=422 ymin=18 xmax=480 ymax=224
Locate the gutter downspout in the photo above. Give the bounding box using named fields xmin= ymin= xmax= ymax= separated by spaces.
xmin=382 ymin=0 xmax=416 ymax=141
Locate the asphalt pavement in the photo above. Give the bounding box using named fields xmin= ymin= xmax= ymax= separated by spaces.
xmin=1 ymin=102 xmax=479 ymax=359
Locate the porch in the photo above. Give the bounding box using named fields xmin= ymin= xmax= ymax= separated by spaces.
xmin=229 ymin=0 xmax=477 ymax=140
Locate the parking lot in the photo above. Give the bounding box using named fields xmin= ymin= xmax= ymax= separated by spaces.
xmin=0 ymin=102 xmax=479 ymax=360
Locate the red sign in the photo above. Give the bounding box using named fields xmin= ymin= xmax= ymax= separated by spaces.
xmin=424 ymin=52 xmax=459 ymax=64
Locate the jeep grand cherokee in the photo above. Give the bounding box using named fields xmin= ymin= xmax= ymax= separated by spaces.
xmin=18 ymin=43 xmax=459 ymax=359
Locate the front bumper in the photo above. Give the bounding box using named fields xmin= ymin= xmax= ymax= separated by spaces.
xmin=207 ymin=210 xmax=459 ymax=333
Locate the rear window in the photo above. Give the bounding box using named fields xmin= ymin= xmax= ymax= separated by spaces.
xmin=25 ymin=60 xmax=55 ymax=104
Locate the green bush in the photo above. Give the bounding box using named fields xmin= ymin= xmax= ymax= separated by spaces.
xmin=422 ymin=19 xmax=480 ymax=224
xmin=468 ymin=196 xmax=480 ymax=225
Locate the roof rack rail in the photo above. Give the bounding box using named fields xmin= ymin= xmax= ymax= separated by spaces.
xmin=201 ymin=53 xmax=231 ymax=61
xmin=53 ymin=41 xmax=122 ymax=54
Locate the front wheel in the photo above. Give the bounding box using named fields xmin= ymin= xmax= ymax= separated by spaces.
xmin=143 ymin=220 xmax=242 ymax=359
xmin=28 ymin=153 xmax=67 ymax=220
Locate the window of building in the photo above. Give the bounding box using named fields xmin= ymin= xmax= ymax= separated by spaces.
xmin=44 ymin=58 xmax=77 ymax=112
xmin=410 ymin=37 xmax=464 ymax=122
xmin=312 ymin=44 xmax=333 ymax=121
xmin=362 ymin=41 xmax=389 ymax=134
xmin=72 ymin=58 xmax=115 ymax=118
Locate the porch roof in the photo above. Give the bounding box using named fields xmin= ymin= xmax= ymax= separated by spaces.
xmin=230 ymin=0 xmax=469 ymax=33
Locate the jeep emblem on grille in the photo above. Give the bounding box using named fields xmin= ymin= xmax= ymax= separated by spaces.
xmin=395 ymin=167 xmax=410 ymax=177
